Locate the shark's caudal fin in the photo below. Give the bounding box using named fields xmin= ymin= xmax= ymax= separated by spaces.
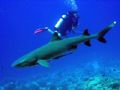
xmin=98 ymin=21 xmax=117 ymax=43
xmin=83 ymin=29 xmax=91 ymax=46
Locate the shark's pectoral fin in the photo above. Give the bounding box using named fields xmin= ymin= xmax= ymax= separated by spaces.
xmin=37 ymin=60 xmax=49 ymax=68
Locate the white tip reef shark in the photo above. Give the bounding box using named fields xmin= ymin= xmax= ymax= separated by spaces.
xmin=12 ymin=21 xmax=116 ymax=68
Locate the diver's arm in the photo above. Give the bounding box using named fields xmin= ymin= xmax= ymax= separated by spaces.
xmin=45 ymin=27 xmax=54 ymax=34
xmin=45 ymin=27 xmax=61 ymax=37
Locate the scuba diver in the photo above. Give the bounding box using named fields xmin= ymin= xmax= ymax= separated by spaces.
xmin=34 ymin=11 xmax=79 ymax=37
xmin=54 ymin=11 xmax=79 ymax=37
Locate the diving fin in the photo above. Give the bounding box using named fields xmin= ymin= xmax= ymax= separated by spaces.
xmin=37 ymin=60 xmax=49 ymax=68
xmin=83 ymin=29 xmax=91 ymax=47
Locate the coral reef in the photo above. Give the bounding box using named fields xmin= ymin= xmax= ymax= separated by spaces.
xmin=1 ymin=61 xmax=120 ymax=90
xmin=83 ymin=75 xmax=120 ymax=90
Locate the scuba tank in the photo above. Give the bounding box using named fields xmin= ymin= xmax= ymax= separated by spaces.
xmin=54 ymin=14 xmax=67 ymax=30
xmin=54 ymin=11 xmax=79 ymax=37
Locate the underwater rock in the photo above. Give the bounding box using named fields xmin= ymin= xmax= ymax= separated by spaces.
xmin=60 ymin=84 xmax=68 ymax=90
xmin=4 ymin=82 xmax=16 ymax=90
xmin=83 ymin=76 xmax=102 ymax=90
xmin=83 ymin=75 xmax=120 ymax=90
xmin=37 ymin=81 xmax=48 ymax=88
xmin=25 ymin=81 xmax=39 ymax=90
xmin=109 ymin=82 xmax=120 ymax=89
xmin=14 ymin=85 xmax=29 ymax=90
xmin=1 ymin=65 xmax=120 ymax=90
xmin=49 ymin=84 xmax=57 ymax=90
xmin=75 ymin=83 xmax=83 ymax=90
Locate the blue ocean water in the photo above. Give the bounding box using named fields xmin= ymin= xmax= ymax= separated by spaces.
xmin=0 ymin=0 xmax=120 ymax=89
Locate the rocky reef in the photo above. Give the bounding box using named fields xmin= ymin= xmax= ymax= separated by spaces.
xmin=83 ymin=75 xmax=120 ymax=90
xmin=0 ymin=60 xmax=120 ymax=90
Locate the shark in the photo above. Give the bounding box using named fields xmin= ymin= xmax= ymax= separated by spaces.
xmin=12 ymin=21 xmax=116 ymax=68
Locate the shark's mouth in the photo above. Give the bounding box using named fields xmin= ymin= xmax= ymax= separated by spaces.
xmin=12 ymin=59 xmax=37 ymax=68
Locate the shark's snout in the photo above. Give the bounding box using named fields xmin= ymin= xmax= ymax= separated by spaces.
xmin=12 ymin=57 xmax=37 ymax=68
xmin=11 ymin=61 xmax=23 ymax=68
xmin=11 ymin=62 xmax=16 ymax=67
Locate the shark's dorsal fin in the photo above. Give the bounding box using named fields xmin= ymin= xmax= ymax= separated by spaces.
xmin=37 ymin=60 xmax=49 ymax=68
xmin=83 ymin=29 xmax=90 ymax=36
xmin=50 ymin=31 xmax=62 ymax=42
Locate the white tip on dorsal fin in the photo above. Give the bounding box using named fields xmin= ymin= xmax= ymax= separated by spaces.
xmin=50 ymin=31 xmax=62 ymax=42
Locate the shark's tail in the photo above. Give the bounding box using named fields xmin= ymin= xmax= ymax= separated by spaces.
xmin=97 ymin=21 xmax=116 ymax=43
xmin=83 ymin=21 xmax=116 ymax=46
